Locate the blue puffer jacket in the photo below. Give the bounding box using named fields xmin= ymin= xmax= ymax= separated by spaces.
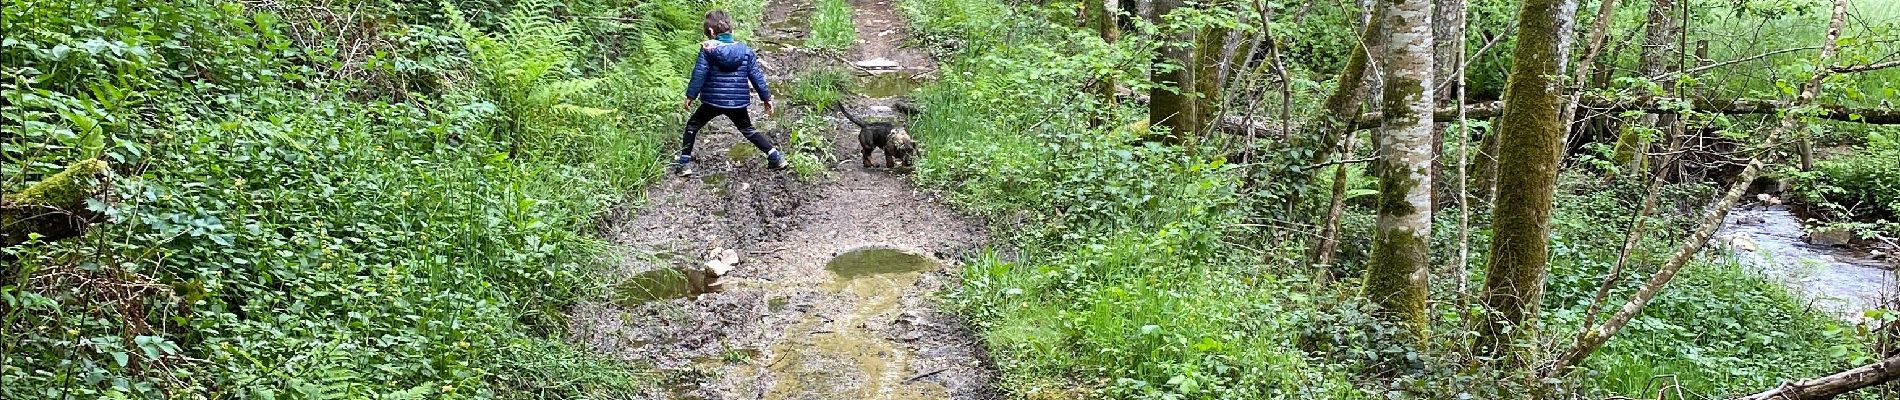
xmin=685 ymin=38 xmax=771 ymax=109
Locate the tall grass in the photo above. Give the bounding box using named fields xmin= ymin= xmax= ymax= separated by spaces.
xmin=808 ymin=0 xmax=858 ymax=52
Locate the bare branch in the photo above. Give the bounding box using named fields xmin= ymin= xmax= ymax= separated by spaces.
xmin=1733 ymin=354 xmax=1900 ymax=400
xmin=1830 ymin=59 xmax=1900 ymax=73
xmin=1655 ymin=46 xmax=1821 ymax=81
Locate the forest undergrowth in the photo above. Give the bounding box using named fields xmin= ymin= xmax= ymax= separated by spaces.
xmin=5 ymin=0 xmax=1896 ymax=398
xmin=899 ymin=0 xmax=1884 ymax=398
xmin=1 ymin=0 xmax=757 ymax=397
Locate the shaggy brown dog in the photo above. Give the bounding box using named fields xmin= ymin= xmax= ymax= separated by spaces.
xmin=837 ymin=106 xmax=916 ymax=169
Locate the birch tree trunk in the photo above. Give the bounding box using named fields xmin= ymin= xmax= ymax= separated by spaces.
xmin=1617 ymin=0 xmax=1680 ymax=173
xmin=1364 ymin=0 xmax=1434 ymax=336
xmin=1474 ymin=0 xmax=1578 ymax=356
xmin=1150 ymin=0 xmax=1198 ymax=143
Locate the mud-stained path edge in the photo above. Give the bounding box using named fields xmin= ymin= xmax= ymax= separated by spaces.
xmin=566 ymin=0 xmax=998 ymax=398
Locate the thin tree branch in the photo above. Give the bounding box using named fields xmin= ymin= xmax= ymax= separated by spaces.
xmin=1830 ymin=58 xmax=1900 ymax=73
xmin=1653 ymin=46 xmax=1820 ymax=81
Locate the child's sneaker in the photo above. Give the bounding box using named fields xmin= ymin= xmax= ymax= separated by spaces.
xmin=766 ymin=149 xmax=789 ymax=170
xmin=673 ymin=154 xmax=695 ymax=177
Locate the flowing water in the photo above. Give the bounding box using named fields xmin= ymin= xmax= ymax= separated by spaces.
xmin=1717 ymin=205 xmax=1896 ymax=321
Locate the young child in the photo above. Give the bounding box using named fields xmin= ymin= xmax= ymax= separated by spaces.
xmin=675 ymin=10 xmax=784 ymax=176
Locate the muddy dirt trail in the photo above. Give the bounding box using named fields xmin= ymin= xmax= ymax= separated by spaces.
xmin=567 ymin=0 xmax=996 ymax=399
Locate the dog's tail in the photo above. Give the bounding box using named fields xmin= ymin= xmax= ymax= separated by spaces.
xmin=835 ymin=105 xmax=867 ymax=128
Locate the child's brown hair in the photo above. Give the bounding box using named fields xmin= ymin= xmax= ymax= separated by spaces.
xmin=703 ymin=10 xmax=733 ymax=37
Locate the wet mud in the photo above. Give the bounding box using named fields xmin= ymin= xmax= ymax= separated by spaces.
xmin=568 ymin=0 xmax=995 ymax=398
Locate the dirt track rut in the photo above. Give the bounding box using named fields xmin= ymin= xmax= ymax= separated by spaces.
xmin=567 ymin=0 xmax=995 ymax=398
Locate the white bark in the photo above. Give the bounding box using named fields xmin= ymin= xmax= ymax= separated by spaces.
xmin=1364 ymin=0 xmax=1435 ymax=333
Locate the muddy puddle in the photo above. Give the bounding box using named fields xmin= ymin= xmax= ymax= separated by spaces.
xmin=612 ymin=267 xmax=717 ymax=306
xmin=827 ymin=247 xmax=937 ymax=279
xmin=855 ymin=73 xmax=925 ymax=98
xmin=1718 ymin=205 xmax=1896 ymax=321
xmin=734 ymin=247 xmax=949 ymax=400
xmin=767 ymin=5 xmax=814 ymax=34
xmin=728 ymin=142 xmax=762 ymax=161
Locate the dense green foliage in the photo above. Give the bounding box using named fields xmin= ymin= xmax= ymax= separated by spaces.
xmin=900 ymin=0 xmax=1880 ymax=398
xmin=905 ymin=2 xmax=1364 ymax=397
xmin=1531 ymin=179 xmax=1870 ymax=395
xmin=1789 ymin=130 xmax=1900 ymax=236
xmin=5 ymin=0 xmax=1892 ymax=398
xmin=0 ymin=0 xmax=747 ymax=396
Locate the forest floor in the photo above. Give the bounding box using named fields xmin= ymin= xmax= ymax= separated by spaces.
xmin=566 ymin=0 xmax=998 ymax=398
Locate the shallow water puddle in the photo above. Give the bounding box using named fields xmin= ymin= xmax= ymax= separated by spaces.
xmin=611 ymin=267 xmax=715 ymax=306
xmin=855 ymin=73 xmax=924 ymax=98
xmin=753 ymin=38 xmax=796 ymax=53
xmin=740 ymin=248 xmax=946 ymax=399
xmin=728 ymin=142 xmax=762 ymax=161
xmin=825 ymin=247 xmax=936 ymax=280
xmin=766 ymin=4 xmax=814 ymax=34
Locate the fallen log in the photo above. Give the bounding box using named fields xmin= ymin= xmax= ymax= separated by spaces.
xmin=1734 ymin=353 xmax=1900 ymax=400
xmin=3 ymin=159 xmax=110 ymax=247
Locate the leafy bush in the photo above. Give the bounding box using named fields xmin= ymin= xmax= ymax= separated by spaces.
xmin=1788 ymin=130 xmax=1900 ymax=235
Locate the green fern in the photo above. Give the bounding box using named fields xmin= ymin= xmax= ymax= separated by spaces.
xmin=443 ymin=0 xmax=615 ymax=153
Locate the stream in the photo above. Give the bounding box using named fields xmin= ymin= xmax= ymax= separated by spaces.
xmin=1717 ymin=205 xmax=1896 ymax=322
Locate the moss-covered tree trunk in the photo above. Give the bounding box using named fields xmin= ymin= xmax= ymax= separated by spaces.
xmin=1364 ymin=0 xmax=1434 ymax=336
xmin=1471 ymin=122 xmax=1498 ymax=203
xmin=1149 ymin=0 xmax=1197 ymax=143
xmin=1195 ymin=23 xmax=1231 ymax=133
xmin=1475 ymin=0 xmax=1579 ymax=357
xmin=1311 ymin=9 xmax=1385 ymax=165
xmin=1089 ymin=0 xmax=1121 ymax=127
xmin=1313 ymin=131 xmax=1358 ymax=282
xmin=1306 ymin=1 xmax=1387 ymax=269
xmin=3 ymin=159 xmax=110 ymax=248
